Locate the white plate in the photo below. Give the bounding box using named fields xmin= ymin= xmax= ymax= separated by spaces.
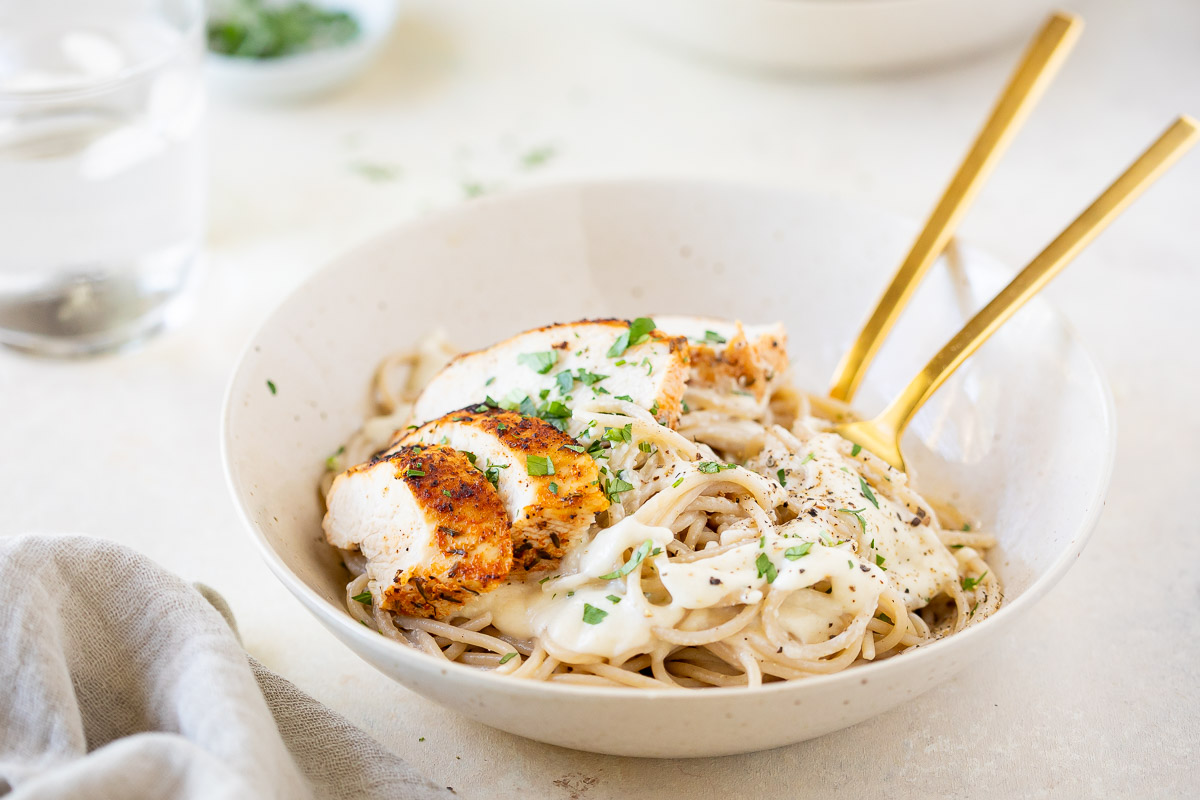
xmin=594 ymin=0 xmax=1063 ymax=74
xmin=222 ymin=179 xmax=1115 ymax=757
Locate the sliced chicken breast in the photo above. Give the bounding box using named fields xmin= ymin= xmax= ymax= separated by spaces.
xmin=656 ymin=316 xmax=789 ymax=400
xmin=397 ymin=408 xmax=609 ymax=570
xmin=324 ymin=445 xmax=513 ymax=619
xmin=410 ymin=319 xmax=690 ymax=429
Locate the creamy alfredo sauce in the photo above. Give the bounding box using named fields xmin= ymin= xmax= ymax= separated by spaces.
xmin=464 ymin=429 xmax=961 ymax=663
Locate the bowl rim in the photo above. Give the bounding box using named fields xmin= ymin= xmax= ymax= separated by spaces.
xmin=221 ymin=176 xmax=1117 ymax=702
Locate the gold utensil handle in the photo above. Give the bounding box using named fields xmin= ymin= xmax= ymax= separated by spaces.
xmin=828 ymin=12 xmax=1083 ymax=403
xmin=874 ymin=115 xmax=1199 ymax=439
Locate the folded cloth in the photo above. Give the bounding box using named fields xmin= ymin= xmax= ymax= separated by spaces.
xmin=0 ymin=535 xmax=452 ymax=800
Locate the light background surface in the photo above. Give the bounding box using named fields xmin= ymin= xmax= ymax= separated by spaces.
xmin=2 ymin=0 xmax=1197 ymax=797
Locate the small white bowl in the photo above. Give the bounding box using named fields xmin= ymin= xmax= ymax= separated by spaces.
xmin=205 ymin=0 xmax=399 ymax=102
xmin=594 ymin=0 xmax=1064 ymax=74
xmin=222 ymin=179 xmax=1115 ymax=757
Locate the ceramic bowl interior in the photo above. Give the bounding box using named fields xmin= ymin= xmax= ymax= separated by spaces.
xmin=222 ymin=179 xmax=1114 ymax=757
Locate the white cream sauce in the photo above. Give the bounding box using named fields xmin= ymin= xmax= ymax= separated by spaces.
xmin=464 ymin=514 xmax=892 ymax=659
xmin=763 ymin=431 xmax=959 ymax=608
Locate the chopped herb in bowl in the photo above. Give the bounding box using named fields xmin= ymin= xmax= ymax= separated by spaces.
xmin=207 ymin=0 xmax=360 ymax=59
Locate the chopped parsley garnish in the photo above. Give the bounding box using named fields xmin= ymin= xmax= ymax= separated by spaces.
xmin=649 ymin=399 xmax=659 ymax=415
xmin=603 ymin=423 xmax=633 ymax=443
xmin=526 ymin=454 xmax=554 ymax=476
xmin=697 ymin=461 xmax=736 ymax=474
xmin=875 ymin=554 xmax=887 ymax=571
xmin=962 ymin=523 xmax=972 ymax=532
xmin=607 ymin=317 xmax=656 ymax=358
xmin=702 ymin=330 xmax=727 ymax=344
xmin=776 ymin=468 xmax=787 ymax=487
xmin=961 ymin=571 xmax=988 ymax=591
xmin=325 ymin=445 xmax=345 ymax=471
xmin=851 ymin=444 xmax=862 ymax=457
xmin=561 ymin=444 xmax=585 ymax=453
xmin=784 ymin=542 xmax=812 ymax=560
xmin=800 ymin=452 xmax=815 ymax=465
xmin=406 ymin=468 xmax=426 ymax=478
xmin=441 ymin=489 xmax=452 ymax=498
xmin=582 ymin=604 xmax=608 ymax=624
xmin=548 ymin=481 xmax=558 ymax=494
xmin=538 ymin=575 xmax=553 ymax=584
xmin=485 ymin=376 xmax=495 ymax=386
xmin=759 ymin=535 xmax=766 ymax=549
xmin=755 ymin=552 xmax=778 ymax=583
xmin=859 ymin=477 xmax=879 ymax=509
xmin=540 ymin=400 xmax=571 ymax=419
xmin=877 ymin=612 xmax=893 ymax=625
xmin=949 ymin=544 xmax=965 ymax=549
xmin=599 ymin=539 xmax=653 ymax=580
xmin=266 ymin=379 xmax=277 ymax=394
xmin=681 ymin=400 xmax=690 ymax=413
xmin=837 ymin=507 xmax=868 ymax=532
xmin=638 ymin=441 xmax=654 ymax=454
xmin=602 ymin=471 xmax=634 ymax=503
xmin=483 ymin=461 xmax=508 ymax=487
xmin=521 ymin=145 xmax=556 ymax=169
xmin=574 ymin=368 xmax=607 ymax=386
xmin=351 ymin=590 xmax=372 ymax=605
xmin=555 ymin=370 xmax=573 ymax=394
xmin=671 ymin=476 xmax=685 ymax=488
xmin=461 ymin=451 xmax=477 ymax=465
xmin=614 ymin=394 xmax=634 ymax=402
xmin=606 ymin=594 xmax=621 ymax=604
xmin=499 ymin=652 xmax=517 ymax=665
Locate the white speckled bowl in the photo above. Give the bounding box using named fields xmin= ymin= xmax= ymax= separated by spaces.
xmin=221 ymin=180 xmax=1115 ymax=757
xmin=593 ymin=0 xmax=1064 ymax=74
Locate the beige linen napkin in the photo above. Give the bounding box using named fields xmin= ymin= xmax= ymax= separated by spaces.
xmin=0 ymin=534 xmax=452 ymax=800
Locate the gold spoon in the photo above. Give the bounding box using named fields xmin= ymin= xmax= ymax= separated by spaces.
xmin=836 ymin=115 xmax=1199 ymax=471
xmin=828 ymin=12 xmax=1083 ymax=403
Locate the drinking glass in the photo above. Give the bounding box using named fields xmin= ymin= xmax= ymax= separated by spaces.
xmin=0 ymin=0 xmax=205 ymax=356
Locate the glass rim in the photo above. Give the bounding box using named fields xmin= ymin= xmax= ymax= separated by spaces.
xmin=0 ymin=0 xmax=205 ymax=105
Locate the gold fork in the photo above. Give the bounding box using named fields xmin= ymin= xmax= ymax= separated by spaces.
xmin=835 ymin=116 xmax=1199 ymax=471
xmin=828 ymin=12 xmax=1083 ymax=403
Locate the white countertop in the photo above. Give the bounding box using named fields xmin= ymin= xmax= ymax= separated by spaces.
xmin=3 ymin=0 xmax=1198 ymax=796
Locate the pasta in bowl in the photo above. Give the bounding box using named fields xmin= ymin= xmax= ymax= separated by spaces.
xmin=222 ymin=179 xmax=1114 ymax=756
xmin=322 ymin=317 xmax=1000 ymax=688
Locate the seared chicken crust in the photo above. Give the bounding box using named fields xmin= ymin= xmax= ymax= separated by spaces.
xmin=399 ymin=408 xmax=609 ymax=570
xmin=324 ymin=445 xmax=513 ymax=618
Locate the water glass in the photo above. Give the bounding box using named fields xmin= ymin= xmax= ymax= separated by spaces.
xmin=0 ymin=0 xmax=205 ymax=356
